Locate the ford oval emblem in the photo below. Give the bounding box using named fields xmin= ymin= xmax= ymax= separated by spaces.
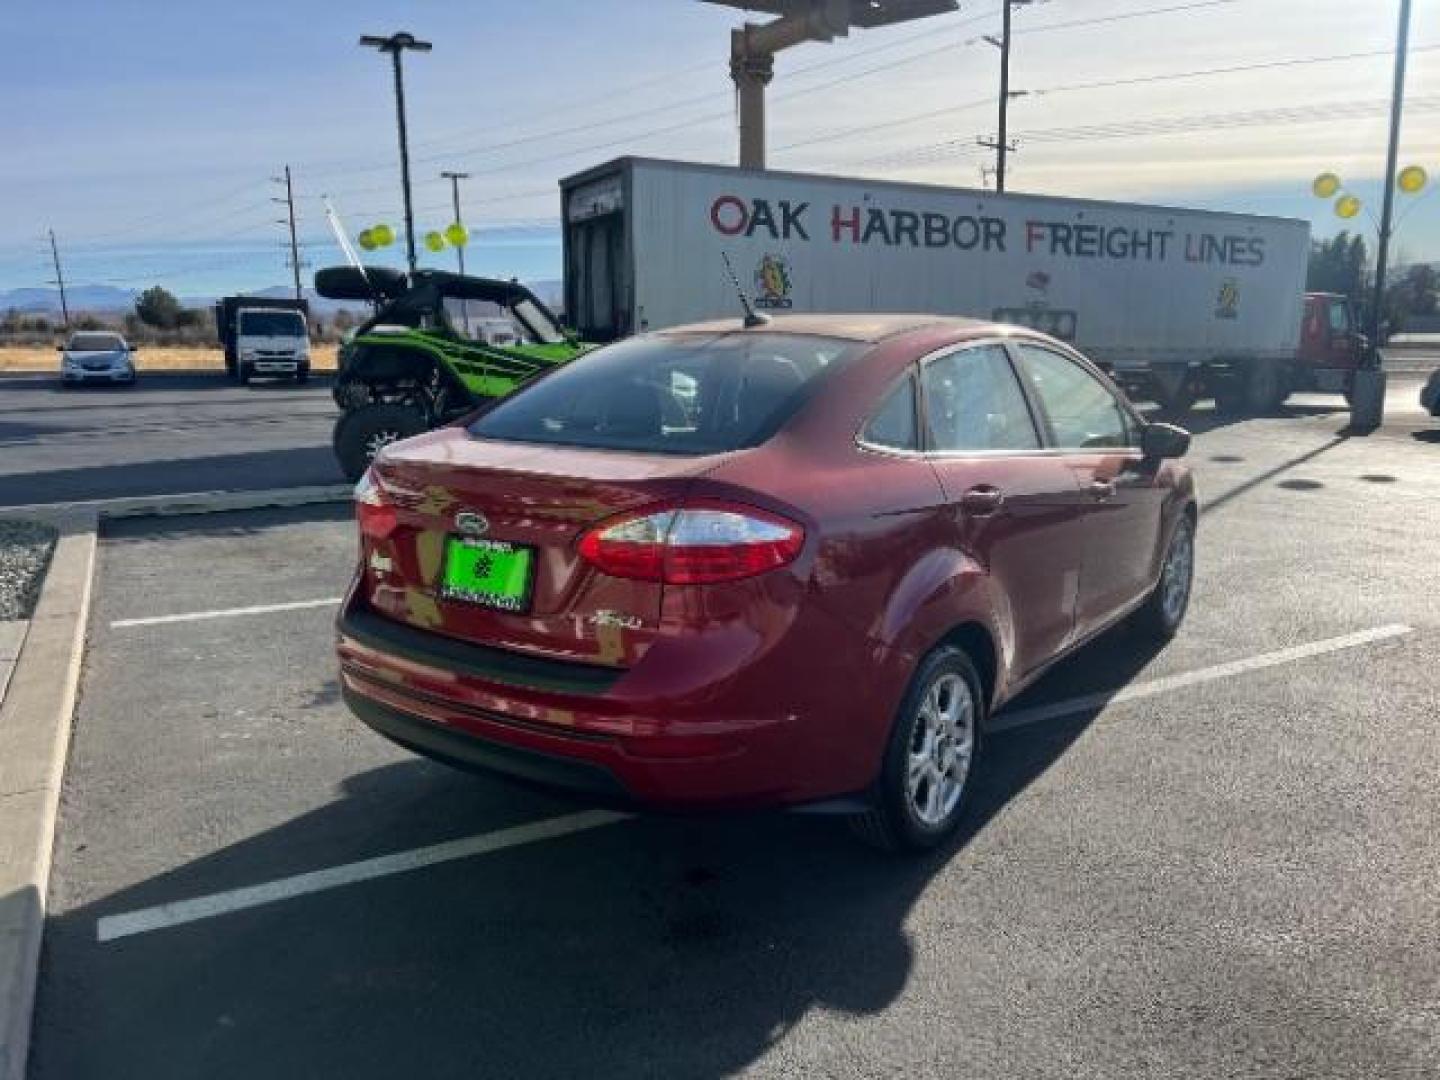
xmin=454 ymin=510 xmax=489 ymax=537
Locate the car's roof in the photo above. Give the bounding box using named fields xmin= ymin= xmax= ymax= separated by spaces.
xmin=658 ymin=313 xmax=1002 ymax=344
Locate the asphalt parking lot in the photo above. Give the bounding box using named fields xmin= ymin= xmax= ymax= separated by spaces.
xmin=0 ymin=374 xmax=341 ymax=508
xmin=21 ymin=370 xmax=1440 ymax=1078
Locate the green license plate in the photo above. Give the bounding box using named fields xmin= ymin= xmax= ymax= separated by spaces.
xmin=439 ymin=537 xmax=534 ymax=612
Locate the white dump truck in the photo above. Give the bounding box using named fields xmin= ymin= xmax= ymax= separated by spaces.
xmin=560 ymin=157 xmax=1321 ymax=413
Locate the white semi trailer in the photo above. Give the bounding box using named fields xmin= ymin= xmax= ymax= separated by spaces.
xmin=560 ymin=157 xmax=1316 ymax=414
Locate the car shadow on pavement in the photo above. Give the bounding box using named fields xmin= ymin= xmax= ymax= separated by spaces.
xmin=32 ymin=634 xmax=1166 ymax=1079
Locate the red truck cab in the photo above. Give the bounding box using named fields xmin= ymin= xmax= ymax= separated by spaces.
xmin=1294 ymin=292 xmax=1367 ymax=398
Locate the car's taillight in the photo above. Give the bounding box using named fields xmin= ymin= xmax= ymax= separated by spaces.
xmin=354 ymin=467 xmax=397 ymax=541
xmin=577 ymin=500 xmax=804 ymax=584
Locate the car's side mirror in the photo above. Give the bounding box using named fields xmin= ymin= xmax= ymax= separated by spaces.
xmin=1141 ymin=421 xmax=1190 ymax=460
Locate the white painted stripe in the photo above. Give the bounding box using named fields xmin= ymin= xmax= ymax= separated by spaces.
xmin=97 ymin=809 xmax=630 ymax=943
xmin=990 ymin=623 xmax=1413 ymax=733
xmin=111 ymin=597 xmax=342 ymax=628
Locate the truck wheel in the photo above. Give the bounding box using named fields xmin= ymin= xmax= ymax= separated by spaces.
xmin=238 ymin=363 xmax=253 ymax=386
xmin=1158 ymin=385 xmax=1198 ymax=419
xmin=1245 ymin=361 xmax=1288 ymax=414
xmin=334 ymin=403 xmax=428 ymax=482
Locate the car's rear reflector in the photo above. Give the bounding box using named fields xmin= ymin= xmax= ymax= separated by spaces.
xmin=577 ymin=499 xmax=804 ymax=584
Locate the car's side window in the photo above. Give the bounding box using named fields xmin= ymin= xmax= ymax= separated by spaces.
xmin=920 ymin=344 xmax=1040 ymax=453
xmin=863 ymin=372 xmax=919 ymax=451
xmin=1015 ymin=345 xmax=1133 ymax=449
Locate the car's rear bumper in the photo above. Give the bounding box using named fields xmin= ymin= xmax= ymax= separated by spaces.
xmin=342 ymin=682 xmax=632 ymax=802
xmin=336 ymin=592 xmax=905 ymax=810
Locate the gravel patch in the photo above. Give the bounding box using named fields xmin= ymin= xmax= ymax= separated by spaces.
xmin=0 ymin=518 xmax=58 ymax=620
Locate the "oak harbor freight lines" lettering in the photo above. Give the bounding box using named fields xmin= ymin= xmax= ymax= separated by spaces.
xmin=708 ymin=195 xmax=1266 ymax=267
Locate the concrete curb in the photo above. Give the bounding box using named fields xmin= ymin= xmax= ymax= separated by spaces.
xmin=4 ymin=483 xmax=352 ymax=522
xmin=0 ymin=512 xmax=97 ymax=1080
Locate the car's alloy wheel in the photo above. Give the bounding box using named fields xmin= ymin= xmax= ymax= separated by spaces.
xmin=906 ymin=673 xmax=974 ymax=827
xmin=1159 ymin=516 xmax=1194 ymax=626
xmin=1134 ymin=514 xmax=1195 ymax=640
xmin=851 ymin=645 xmax=984 ymax=851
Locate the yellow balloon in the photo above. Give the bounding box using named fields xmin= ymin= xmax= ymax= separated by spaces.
xmin=1335 ymin=194 xmax=1362 ymax=220
xmin=371 ymin=224 xmax=395 ymax=248
xmin=445 ymin=222 xmax=468 ymax=247
xmin=357 ymin=228 xmax=377 ymax=251
xmin=425 ymin=230 xmax=446 ymax=253
xmin=1312 ymin=172 xmax=1342 ymax=199
xmin=1398 ymin=165 xmax=1428 ymax=194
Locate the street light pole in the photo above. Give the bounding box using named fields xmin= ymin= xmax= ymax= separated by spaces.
xmin=359 ymin=32 xmax=433 ymax=275
xmin=1370 ymin=0 xmax=1412 ymax=365
xmin=1351 ymin=0 xmax=1412 ymax=431
xmin=440 ymin=170 xmax=470 ymax=277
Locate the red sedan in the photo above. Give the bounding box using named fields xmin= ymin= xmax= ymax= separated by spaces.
xmin=337 ymin=315 xmax=1195 ymax=850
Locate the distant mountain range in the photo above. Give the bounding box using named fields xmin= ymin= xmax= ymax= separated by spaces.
xmin=1 ymin=279 xmax=565 ymax=316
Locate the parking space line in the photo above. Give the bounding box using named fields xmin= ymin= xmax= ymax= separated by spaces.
xmin=91 ymin=623 xmax=1412 ymax=944
xmin=990 ymin=623 xmax=1413 ymax=733
xmin=111 ymin=597 xmax=342 ymax=628
xmin=96 ymin=809 xmax=631 ymax=943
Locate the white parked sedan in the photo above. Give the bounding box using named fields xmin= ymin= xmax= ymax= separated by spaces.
xmin=59 ymin=331 xmax=137 ymax=386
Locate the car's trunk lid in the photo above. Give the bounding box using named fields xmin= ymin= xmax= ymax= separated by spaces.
xmin=365 ymin=427 xmax=722 ymax=670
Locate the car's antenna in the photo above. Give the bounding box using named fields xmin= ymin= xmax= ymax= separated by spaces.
xmin=721 ymin=251 xmax=770 ymax=329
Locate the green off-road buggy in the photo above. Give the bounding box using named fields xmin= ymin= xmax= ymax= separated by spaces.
xmin=314 ymin=266 xmax=590 ymax=481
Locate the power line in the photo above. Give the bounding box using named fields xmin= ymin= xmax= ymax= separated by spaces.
xmin=1013 ymin=0 xmax=1243 ymax=35
xmin=850 ymin=94 xmax=1440 ymax=169
xmin=1034 ymin=43 xmax=1440 ymax=95
xmin=778 ymin=43 xmax=1440 ymax=159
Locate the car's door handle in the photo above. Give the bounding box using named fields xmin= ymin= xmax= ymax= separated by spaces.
xmin=1088 ymin=479 xmax=1117 ymax=501
xmin=959 ymin=486 xmax=1005 ymax=516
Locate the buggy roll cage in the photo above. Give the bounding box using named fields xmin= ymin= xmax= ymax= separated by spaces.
xmin=314 ymin=266 xmax=569 ymax=345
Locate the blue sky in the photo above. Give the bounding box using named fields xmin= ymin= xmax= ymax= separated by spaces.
xmin=3 ymin=0 xmax=1437 ymax=296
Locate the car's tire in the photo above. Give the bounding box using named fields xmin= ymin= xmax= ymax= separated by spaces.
xmin=1132 ymin=512 xmax=1196 ymax=641
xmin=333 ymin=403 xmax=428 ymax=482
xmin=850 ymin=645 xmax=985 ymax=853
xmin=296 ymin=368 xmax=310 ymax=385
xmin=238 ymin=363 xmax=253 ymax=386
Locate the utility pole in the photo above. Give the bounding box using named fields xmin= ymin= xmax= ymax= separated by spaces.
xmin=979 ymin=0 xmax=1030 ymax=192
xmin=272 ymin=165 xmax=303 ymax=300
xmin=440 ymin=171 xmax=470 ymax=277
xmin=1351 ymin=0 xmax=1412 ymax=431
xmin=360 ymin=32 xmax=433 ymax=274
xmin=47 ymin=229 xmax=70 ymax=330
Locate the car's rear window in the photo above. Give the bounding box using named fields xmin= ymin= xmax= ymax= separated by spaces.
xmin=68 ymin=333 xmax=123 ymax=351
xmin=469 ymin=332 xmax=861 ymax=454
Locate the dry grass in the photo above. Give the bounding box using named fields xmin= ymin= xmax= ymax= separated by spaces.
xmin=0 ymin=345 xmax=339 ymax=373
